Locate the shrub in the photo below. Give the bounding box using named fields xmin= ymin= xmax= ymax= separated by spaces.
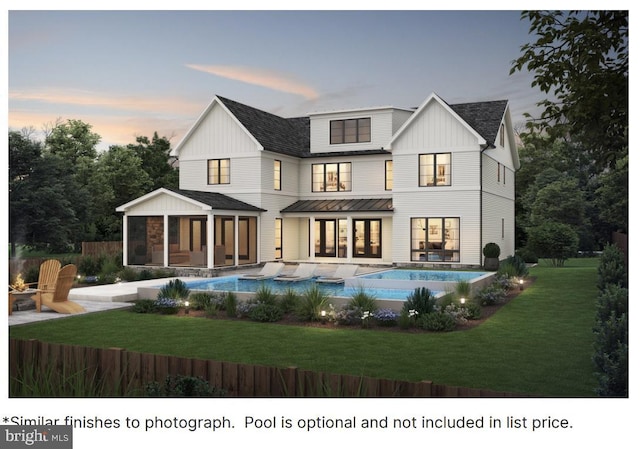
xmin=403 ymin=287 xmax=437 ymax=315
xmin=347 ymin=287 xmax=378 ymax=312
xmin=153 ymin=298 xmax=180 ymax=314
xmin=296 ymin=284 xmax=331 ymax=321
xmin=474 ymin=284 xmax=507 ymax=306
xmin=419 ymin=311 xmax=456 ymax=332
xmin=235 ymin=301 xmax=257 ymax=318
xmin=279 ymin=288 xmax=300 ymax=314
xmin=144 ymin=375 xmax=225 ymax=397
xmin=252 ymin=284 xmax=275 ymax=304
xmin=398 ymin=309 xmax=419 ymax=329
xmin=189 ymin=292 xmax=213 ymax=311
xmin=158 ymin=279 xmax=190 ymax=300
xmin=463 ymin=301 xmax=482 ymax=320
xmin=373 ymin=308 xmax=399 ymax=327
xmin=499 ymin=255 xmax=529 ymax=278
xmin=483 ymin=242 xmax=501 ymax=258
xmin=454 ymin=280 xmax=471 ymax=299
xmin=597 ymin=244 xmax=627 ymax=292
xmin=334 ymin=307 xmax=363 ymax=326
xmin=131 ymin=299 xmax=157 ymax=314
xmin=78 ymin=255 xmax=101 ymax=276
xmin=119 ymin=267 xmax=139 ymax=282
xmin=249 ymin=303 xmax=284 ymax=322
xmin=527 ymin=222 xmax=579 ymax=267
xmin=224 ymin=292 xmax=238 ymax=318
xmin=515 ymin=247 xmax=538 ymax=264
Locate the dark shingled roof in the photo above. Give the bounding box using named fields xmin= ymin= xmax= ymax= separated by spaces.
xmin=449 ymin=100 xmax=508 ymax=145
xmin=281 ymin=198 xmax=393 ymax=213
xmin=217 ymin=96 xmax=309 ymax=158
xmin=217 ymin=95 xmax=507 ymax=158
xmin=167 ymin=188 xmax=265 ymax=212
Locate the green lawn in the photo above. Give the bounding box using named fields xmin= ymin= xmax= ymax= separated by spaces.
xmin=9 ymin=258 xmax=599 ymax=397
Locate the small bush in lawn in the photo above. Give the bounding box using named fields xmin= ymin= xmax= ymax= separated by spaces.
xmin=224 ymin=292 xmax=238 ymax=317
xmin=419 ymin=311 xmax=456 ymax=332
xmin=373 ymin=308 xmax=399 ymax=327
xmin=474 ymin=284 xmax=507 ymax=306
xmin=499 ymin=254 xmax=529 ymax=278
xmin=296 ymin=284 xmax=331 ymax=322
xmin=154 ymin=298 xmax=180 ymax=314
xmin=249 ymin=303 xmax=284 ymax=322
xmin=347 ymin=287 xmax=378 ymax=312
xmin=189 ymin=292 xmax=213 ymax=311
xmin=441 ymin=304 xmax=468 ymax=325
xmin=279 ymin=288 xmax=300 ymax=314
xmin=254 ymin=284 xmax=278 ymax=305
xmin=119 ymin=267 xmax=139 ymax=282
xmin=463 ymin=301 xmax=482 ymax=320
xmin=334 ymin=307 xmax=363 ymax=325
xmin=158 ymin=279 xmax=191 ymax=300
xmin=235 ymin=301 xmax=256 ymax=318
xmin=403 ymin=287 xmax=437 ymax=315
xmin=397 ymin=309 xmax=419 ymax=329
xmin=131 ymin=299 xmax=157 ymax=314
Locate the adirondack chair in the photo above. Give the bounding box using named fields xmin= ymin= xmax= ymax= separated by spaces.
xmin=39 ymin=264 xmax=85 ymax=314
xmin=22 ymin=259 xmax=62 ymax=312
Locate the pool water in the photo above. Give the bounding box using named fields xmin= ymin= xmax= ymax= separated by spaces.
xmin=184 ymin=276 xmax=420 ymax=301
xmin=359 ymin=269 xmax=486 ymax=282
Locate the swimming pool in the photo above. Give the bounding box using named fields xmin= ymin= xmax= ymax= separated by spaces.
xmin=184 ymin=276 xmax=420 ymax=301
xmin=345 ymin=269 xmax=495 ymax=294
xmin=358 ymin=270 xmax=486 ymax=282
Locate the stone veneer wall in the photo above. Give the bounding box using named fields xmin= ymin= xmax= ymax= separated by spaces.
xmin=146 ymin=217 xmax=164 ymax=257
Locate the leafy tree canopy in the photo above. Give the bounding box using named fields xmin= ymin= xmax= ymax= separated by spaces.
xmin=511 ymin=10 xmax=628 ymax=170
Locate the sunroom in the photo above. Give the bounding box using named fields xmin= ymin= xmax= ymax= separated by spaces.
xmin=116 ymin=188 xmax=264 ymax=269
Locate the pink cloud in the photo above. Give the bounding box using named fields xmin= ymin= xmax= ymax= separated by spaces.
xmin=186 ymin=64 xmax=319 ymax=100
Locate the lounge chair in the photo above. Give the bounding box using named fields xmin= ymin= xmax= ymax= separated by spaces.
xmin=315 ymin=264 xmax=358 ymax=284
xmin=38 ymin=264 xmax=86 ymax=314
xmin=238 ymin=262 xmax=285 ymax=280
xmin=22 ymin=259 xmax=62 ymax=312
xmin=274 ymin=263 xmax=318 ymax=282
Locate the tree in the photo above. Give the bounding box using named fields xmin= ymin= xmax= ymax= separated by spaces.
xmin=527 ymin=222 xmax=579 ymax=267
xmin=595 ymin=155 xmax=628 ymax=234
xmin=511 ymin=10 xmax=628 ymax=171
xmin=45 ymin=119 xmax=100 ymax=165
xmin=90 ymin=145 xmax=153 ymax=240
xmin=128 ymin=133 xmax=178 ymax=190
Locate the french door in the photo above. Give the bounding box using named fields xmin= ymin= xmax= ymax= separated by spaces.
xmin=353 ymin=219 xmax=381 ymax=258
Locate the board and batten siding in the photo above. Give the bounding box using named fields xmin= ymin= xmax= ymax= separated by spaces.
xmin=124 ymin=194 xmax=205 ymax=215
xmin=391 ymin=100 xmax=480 ymax=153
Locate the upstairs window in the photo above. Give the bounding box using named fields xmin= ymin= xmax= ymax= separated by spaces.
xmin=499 ymin=124 xmax=505 ymax=147
xmin=330 ymin=118 xmax=371 ymax=144
xmin=274 ymin=160 xmax=281 ymax=190
xmin=312 ymin=162 xmax=352 ymax=192
xmin=419 ymin=153 xmax=451 ymax=186
xmin=208 ymin=158 xmax=230 ymax=184
xmin=385 ymin=160 xmax=393 ymax=190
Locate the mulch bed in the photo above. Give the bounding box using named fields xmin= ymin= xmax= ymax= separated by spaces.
xmin=173 ymin=277 xmax=536 ymax=334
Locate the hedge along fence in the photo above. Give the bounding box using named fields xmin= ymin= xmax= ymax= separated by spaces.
xmin=9 ymin=339 xmax=529 ymax=398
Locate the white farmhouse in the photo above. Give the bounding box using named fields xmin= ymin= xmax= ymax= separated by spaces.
xmin=117 ymin=93 xmax=519 ymax=269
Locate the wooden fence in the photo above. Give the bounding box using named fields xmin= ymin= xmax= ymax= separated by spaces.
xmin=9 ymin=339 xmax=528 ymax=398
xmin=82 ymin=241 xmax=122 ymax=256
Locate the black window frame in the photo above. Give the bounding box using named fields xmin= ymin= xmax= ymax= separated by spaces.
xmin=418 ymin=153 xmax=451 ymax=187
xmin=385 ymin=160 xmax=393 ymax=191
xmin=274 ymin=159 xmax=281 ymax=191
xmin=311 ymin=162 xmax=352 ymax=192
xmin=207 ymin=158 xmax=230 ymax=185
xmin=330 ymin=118 xmax=371 ymax=144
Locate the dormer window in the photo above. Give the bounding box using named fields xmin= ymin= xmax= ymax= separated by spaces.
xmin=330 ymin=118 xmax=371 ymax=144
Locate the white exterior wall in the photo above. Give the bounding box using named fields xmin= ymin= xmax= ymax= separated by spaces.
xmin=298 ymin=154 xmax=392 ymax=198
xmin=390 ymin=99 xmax=486 ymax=265
xmin=481 ymin=152 xmax=516 ymax=258
xmin=123 ymin=194 xmax=204 ymax=215
xmin=309 ymin=108 xmax=410 ymax=154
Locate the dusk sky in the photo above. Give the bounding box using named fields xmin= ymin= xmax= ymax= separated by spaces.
xmin=8 ymin=9 xmax=553 ymax=150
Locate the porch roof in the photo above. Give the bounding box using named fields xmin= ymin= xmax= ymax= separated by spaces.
xmin=167 ymin=188 xmax=266 ymax=212
xmin=280 ymin=198 xmax=393 ymax=213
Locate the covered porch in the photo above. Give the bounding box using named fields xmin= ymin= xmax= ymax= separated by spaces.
xmin=280 ymin=198 xmax=394 ymax=264
xmin=117 ymin=188 xmax=264 ymax=269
